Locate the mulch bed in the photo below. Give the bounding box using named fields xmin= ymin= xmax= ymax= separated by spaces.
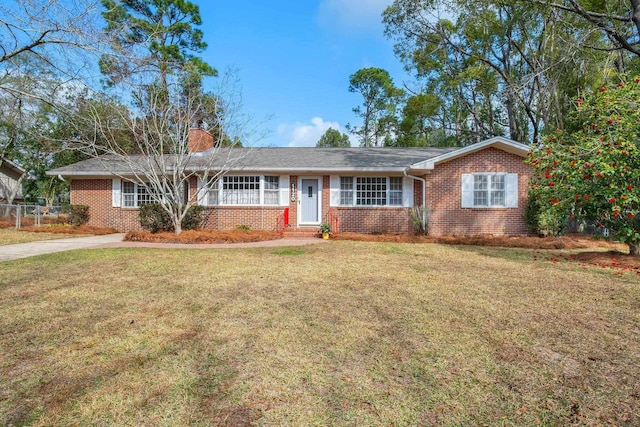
xmin=125 ymin=229 xmax=283 ymax=244
xmin=333 ymin=232 xmax=638 ymax=273
xmin=18 ymin=225 xmax=119 ymax=235
xmin=332 ymin=232 xmax=625 ymax=250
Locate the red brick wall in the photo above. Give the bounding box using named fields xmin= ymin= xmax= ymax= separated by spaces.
xmin=201 ymin=206 xmax=282 ymax=230
xmin=72 ymin=178 xmax=286 ymax=232
xmin=425 ymin=147 xmax=532 ymax=236
xmin=414 ymin=180 xmax=423 ymax=207
xmin=71 ymin=179 xmax=141 ymax=231
xmin=289 ymin=175 xmax=298 ymax=227
xmin=332 ymin=207 xmax=412 ymax=234
xmin=321 ymin=176 xmax=330 ymax=222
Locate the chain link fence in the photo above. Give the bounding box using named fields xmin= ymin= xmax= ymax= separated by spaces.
xmin=0 ymin=204 xmax=66 ymax=229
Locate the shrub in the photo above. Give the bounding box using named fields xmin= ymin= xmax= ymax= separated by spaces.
xmin=524 ymin=191 xmax=564 ymax=237
xmin=139 ymin=204 xmax=204 ymax=233
xmin=139 ymin=204 xmax=172 ymax=233
xmin=236 ymin=224 xmax=251 ymax=232
xmin=410 ymin=206 xmax=429 ymax=235
xmin=66 ymin=204 xmax=90 ymax=226
xmin=524 ymin=193 xmax=541 ymax=235
xmin=181 ymin=205 xmax=204 ymax=231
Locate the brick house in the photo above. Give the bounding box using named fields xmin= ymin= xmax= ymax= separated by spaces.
xmin=48 ymin=133 xmax=532 ymax=236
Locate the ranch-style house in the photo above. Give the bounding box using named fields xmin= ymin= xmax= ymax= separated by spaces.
xmin=48 ymin=130 xmax=533 ymax=236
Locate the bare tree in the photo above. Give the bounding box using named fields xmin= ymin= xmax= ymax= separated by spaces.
xmin=0 ymin=0 xmax=106 ymax=203
xmin=62 ymin=69 xmax=257 ymax=234
xmin=530 ymin=0 xmax=640 ymax=57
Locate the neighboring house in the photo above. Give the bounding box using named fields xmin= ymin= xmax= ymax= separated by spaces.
xmin=0 ymin=158 xmax=25 ymax=203
xmin=47 ymin=131 xmax=533 ymax=236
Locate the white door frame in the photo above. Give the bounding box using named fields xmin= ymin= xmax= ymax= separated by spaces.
xmin=297 ymin=176 xmax=322 ymax=226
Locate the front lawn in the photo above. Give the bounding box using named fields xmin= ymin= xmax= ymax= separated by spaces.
xmin=0 ymin=241 xmax=638 ymax=426
xmin=0 ymin=229 xmax=80 ymax=245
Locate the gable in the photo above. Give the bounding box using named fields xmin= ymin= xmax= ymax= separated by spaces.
xmin=409 ymin=137 xmax=531 ymax=172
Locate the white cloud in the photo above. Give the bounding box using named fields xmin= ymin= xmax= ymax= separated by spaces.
xmin=317 ymin=0 xmax=392 ymax=34
xmin=277 ymin=117 xmax=355 ymax=147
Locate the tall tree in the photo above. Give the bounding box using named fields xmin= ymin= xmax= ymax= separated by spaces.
xmin=383 ymin=0 xmax=611 ymax=145
xmin=348 ymin=67 xmax=403 ymax=147
xmin=100 ymin=0 xmax=216 ymax=89
xmin=531 ymin=0 xmax=640 ymax=58
xmin=316 ymin=128 xmax=351 ymax=147
xmin=0 ymin=0 xmax=103 ymax=172
xmin=0 ymin=51 xmax=81 ymax=207
xmin=67 ymin=1 xmax=248 ymax=234
xmin=393 ymin=93 xmax=451 ymax=147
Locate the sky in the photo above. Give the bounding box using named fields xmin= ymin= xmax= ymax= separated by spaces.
xmin=198 ymin=0 xmax=409 ymax=147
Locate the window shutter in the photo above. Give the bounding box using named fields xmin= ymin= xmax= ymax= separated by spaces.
xmin=112 ymin=179 xmax=121 ymax=207
xmin=402 ymin=177 xmax=413 ymax=207
xmin=330 ymin=176 xmax=340 ymax=206
xmin=505 ymin=173 xmax=518 ymax=207
xmin=461 ymin=174 xmax=474 ymax=208
xmin=279 ymin=175 xmax=290 ymax=206
xmin=196 ymin=177 xmax=207 ymax=206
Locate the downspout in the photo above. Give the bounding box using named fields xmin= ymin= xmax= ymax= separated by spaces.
xmin=404 ymin=168 xmax=427 ymax=235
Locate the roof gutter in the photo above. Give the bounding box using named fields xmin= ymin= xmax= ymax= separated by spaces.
xmin=404 ymin=168 xmax=427 ymax=235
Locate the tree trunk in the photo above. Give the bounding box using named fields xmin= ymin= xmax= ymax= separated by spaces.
xmin=631 ymin=0 xmax=640 ymax=43
xmin=628 ymin=241 xmax=640 ymax=256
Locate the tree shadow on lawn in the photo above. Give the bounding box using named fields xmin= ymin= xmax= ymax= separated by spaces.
xmin=2 ymin=309 xmax=256 ymax=426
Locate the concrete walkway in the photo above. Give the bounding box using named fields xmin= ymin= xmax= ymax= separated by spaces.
xmin=0 ymin=234 xmax=326 ymax=262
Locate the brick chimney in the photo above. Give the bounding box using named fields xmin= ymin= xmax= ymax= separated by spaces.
xmin=188 ymin=126 xmax=214 ymax=153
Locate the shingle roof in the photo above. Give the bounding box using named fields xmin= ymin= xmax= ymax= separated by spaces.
xmin=48 ymin=147 xmax=459 ymax=177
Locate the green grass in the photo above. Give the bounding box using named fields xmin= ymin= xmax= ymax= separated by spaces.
xmin=0 ymin=241 xmax=638 ymax=426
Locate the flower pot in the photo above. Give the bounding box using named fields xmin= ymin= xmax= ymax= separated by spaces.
xmin=322 ymin=231 xmax=329 ymax=240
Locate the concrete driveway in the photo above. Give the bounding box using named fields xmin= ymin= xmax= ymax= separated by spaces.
xmin=0 ymin=234 xmax=126 ymax=262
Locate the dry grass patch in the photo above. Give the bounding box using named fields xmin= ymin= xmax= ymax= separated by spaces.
xmin=0 ymin=242 xmax=638 ymax=426
xmin=0 ymin=229 xmax=79 ymax=245
xmin=0 ymin=225 xmax=118 ymax=245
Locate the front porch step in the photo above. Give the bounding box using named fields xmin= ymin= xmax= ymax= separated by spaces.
xmin=282 ymin=228 xmax=320 ymax=239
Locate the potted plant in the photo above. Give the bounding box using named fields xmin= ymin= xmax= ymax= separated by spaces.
xmin=319 ymin=222 xmax=331 ymax=239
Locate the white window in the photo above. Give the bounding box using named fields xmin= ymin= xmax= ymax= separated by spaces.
xmin=340 ymin=177 xmax=353 ymax=205
xmin=263 ymin=176 xmax=279 ymax=205
xmin=357 ymin=177 xmax=386 ymax=205
xmin=223 ymin=176 xmax=259 ymax=204
xmin=389 ymin=177 xmax=403 ymax=206
xmin=206 ymin=177 xmax=219 ymax=205
xmin=122 ymin=181 xmax=136 ymax=207
xmin=121 ymin=181 xmax=157 ymax=208
xmin=339 ymin=176 xmax=403 ymax=206
xmin=202 ymin=175 xmax=282 ymax=206
xmin=462 ymin=173 xmax=518 ymax=208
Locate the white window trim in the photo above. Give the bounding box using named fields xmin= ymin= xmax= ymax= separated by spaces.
xmin=112 ymin=179 xmax=121 ymax=207
xmin=200 ymin=174 xmax=287 ymax=207
xmin=337 ymin=176 xmax=406 ymax=207
xmin=461 ymin=173 xmax=518 ymax=208
xmin=119 ymin=180 xmax=158 ymax=208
